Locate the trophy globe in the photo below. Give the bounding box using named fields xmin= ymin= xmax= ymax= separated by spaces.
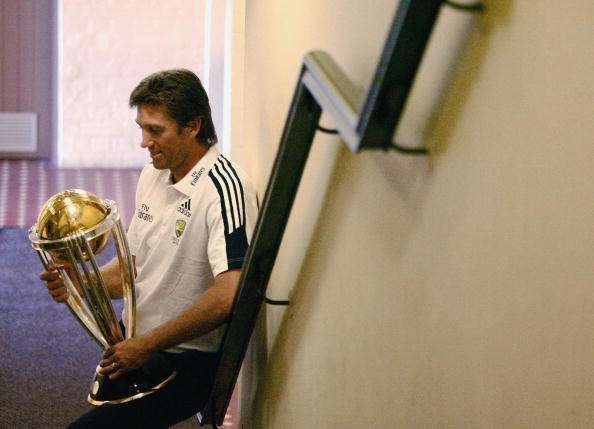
xmin=35 ymin=189 xmax=111 ymax=260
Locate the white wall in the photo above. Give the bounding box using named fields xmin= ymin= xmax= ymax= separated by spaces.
xmin=241 ymin=0 xmax=594 ymax=427
xmin=59 ymin=0 xmax=205 ymax=167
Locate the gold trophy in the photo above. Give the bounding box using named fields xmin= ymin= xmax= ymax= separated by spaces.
xmin=29 ymin=189 xmax=176 ymax=405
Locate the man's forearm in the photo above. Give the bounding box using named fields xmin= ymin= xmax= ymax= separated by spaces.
xmin=98 ymin=269 xmax=240 ymax=380
xmin=143 ymin=269 xmax=240 ymax=352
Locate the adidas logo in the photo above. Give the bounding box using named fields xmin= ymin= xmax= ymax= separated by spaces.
xmin=177 ymin=199 xmax=192 ymax=217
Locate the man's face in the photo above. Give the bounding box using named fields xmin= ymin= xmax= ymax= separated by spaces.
xmin=136 ymin=104 xmax=199 ymax=180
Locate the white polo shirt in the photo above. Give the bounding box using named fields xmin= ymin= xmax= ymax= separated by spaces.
xmin=126 ymin=146 xmax=258 ymax=353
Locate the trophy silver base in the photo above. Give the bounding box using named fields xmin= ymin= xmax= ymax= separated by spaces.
xmin=88 ymin=354 xmax=177 ymax=406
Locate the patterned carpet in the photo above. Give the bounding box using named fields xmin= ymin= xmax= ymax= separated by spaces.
xmin=0 ymin=159 xmax=140 ymax=228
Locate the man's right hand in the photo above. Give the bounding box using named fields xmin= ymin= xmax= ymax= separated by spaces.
xmin=39 ymin=265 xmax=70 ymax=303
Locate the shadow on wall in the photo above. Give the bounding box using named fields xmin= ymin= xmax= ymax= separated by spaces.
xmin=426 ymin=0 xmax=513 ymax=157
xmin=370 ymin=150 xmax=430 ymax=214
xmin=245 ymin=155 xmax=346 ymax=426
xmin=246 ymin=146 xmax=429 ymax=425
xmin=369 ymin=0 xmax=513 ymax=223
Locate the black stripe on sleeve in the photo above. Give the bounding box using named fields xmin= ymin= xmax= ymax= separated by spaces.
xmin=217 ymin=157 xmax=243 ymax=225
xmin=209 ymin=171 xmax=229 ymax=235
xmin=209 ymin=169 xmax=248 ymax=270
xmin=220 ymin=156 xmax=246 ymax=227
xmin=213 ymin=163 xmax=237 ymax=231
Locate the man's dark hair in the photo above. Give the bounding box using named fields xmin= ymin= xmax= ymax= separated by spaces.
xmin=129 ymin=69 xmax=217 ymax=146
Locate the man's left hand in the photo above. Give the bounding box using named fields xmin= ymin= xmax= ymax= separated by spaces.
xmin=99 ymin=336 xmax=154 ymax=380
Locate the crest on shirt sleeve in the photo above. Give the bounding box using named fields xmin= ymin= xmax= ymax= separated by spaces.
xmin=175 ymin=219 xmax=186 ymax=238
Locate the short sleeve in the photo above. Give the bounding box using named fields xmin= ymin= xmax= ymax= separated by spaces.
xmin=206 ymin=161 xmax=251 ymax=277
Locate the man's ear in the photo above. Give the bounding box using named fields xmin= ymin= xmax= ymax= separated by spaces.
xmin=186 ymin=117 xmax=201 ymax=138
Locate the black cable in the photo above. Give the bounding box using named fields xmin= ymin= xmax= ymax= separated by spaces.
xmin=317 ymin=124 xmax=427 ymax=155
xmin=257 ymin=290 xmax=290 ymax=306
xmin=390 ymin=142 xmax=428 ymax=155
xmin=444 ymin=0 xmax=485 ymax=13
xmin=317 ymin=125 xmax=339 ymax=134
xmin=264 ymin=297 xmax=290 ymax=306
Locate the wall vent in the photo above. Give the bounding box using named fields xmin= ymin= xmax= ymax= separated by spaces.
xmin=0 ymin=112 xmax=37 ymax=153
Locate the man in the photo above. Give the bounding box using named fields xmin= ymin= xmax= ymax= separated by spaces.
xmin=40 ymin=69 xmax=258 ymax=427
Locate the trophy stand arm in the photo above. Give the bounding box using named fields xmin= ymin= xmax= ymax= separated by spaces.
xmin=65 ymin=293 xmax=109 ymax=349
xmin=36 ymin=251 xmax=108 ymax=349
xmin=113 ymin=219 xmax=136 ymax=339
xmin=65 ymin=235 xmax=124 ymax=347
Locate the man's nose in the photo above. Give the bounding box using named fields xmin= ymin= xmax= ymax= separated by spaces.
xmin=140 ymin=131 xmax=153 ymax=148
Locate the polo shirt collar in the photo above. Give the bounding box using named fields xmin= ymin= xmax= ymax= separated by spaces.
xmin=172 ymin=145 xmax=220 ymax=196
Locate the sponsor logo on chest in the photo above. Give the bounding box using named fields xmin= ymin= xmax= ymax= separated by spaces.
xmin=137 ymin=203 xmax=153 ymax=222
xmin=190 ymin=167 xmax=205 ymax=186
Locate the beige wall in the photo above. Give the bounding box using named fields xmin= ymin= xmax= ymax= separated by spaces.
xmin=59 ymin=0 xmax=204 ymax=167
xmin=241 ymin=0 xmax=594 ymax=427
